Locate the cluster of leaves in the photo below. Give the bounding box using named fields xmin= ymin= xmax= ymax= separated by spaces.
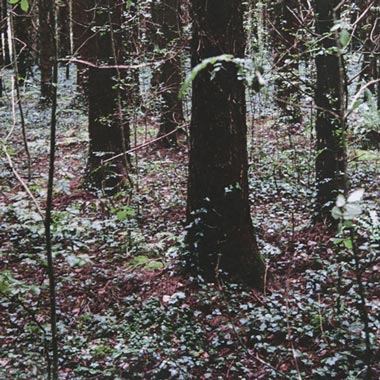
xmin=8 ymin=0 xmax=29 ymax=12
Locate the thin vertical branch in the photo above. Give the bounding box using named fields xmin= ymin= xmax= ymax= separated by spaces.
xmin=44 ymin=0 xmax=59 ymax=378
xmin=9 ymin=9 xmax=31 ymax=180
xmin=332 ymin=4 xmax=348 ymax=196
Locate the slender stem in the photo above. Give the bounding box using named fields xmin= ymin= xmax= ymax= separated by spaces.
xmin=9 ymin=10 xmax=31 ymax=180
xmin=2 ymin=146 xmax=43 ymax=217
xmin=332 ymin=5 xmax=348 ymax=197
xmin=44 ymin=1 xmax=59 ymax=378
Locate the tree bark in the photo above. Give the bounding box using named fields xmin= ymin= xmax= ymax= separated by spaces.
xmin=152 ymin=0 xmax=184 ymax=147
xmin=57 ymin=0 xmax=71 ymax=60
xmin=269 ymin=0 xmax=301 ymax=122
xmin=12 ymin=2 xmax=34 ymax=85
xmin=123 ymin=1 xmax=141 ymax=110
xmin=314 ymin=0 xmax=347 ymax=225
xmin=72 ymin=0 xmax=90 ymax=96
xmin=186 ymin=0 xmax=263 ymax=287
xmin=39 ymin=0 xmax=54 ymax=101
xmin=85 ymin=0 xmax=130 ymax=195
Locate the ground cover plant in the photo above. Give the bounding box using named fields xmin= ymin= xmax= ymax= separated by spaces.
xmin=0 ymin=62 xmax=379 ymax=379
xmin=1 ymin=1 xmax=380 ymax=379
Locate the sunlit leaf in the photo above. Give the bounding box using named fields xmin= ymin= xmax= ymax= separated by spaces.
xmin=179 ymin=54 xmax=234 ymax=98
xmin=343 ymin=239 xmax=353 ymax=249
xmin=343 ymin=203 xmax=362 ymax=220
xmin=336 ymin=194 xmax=346 ymax=208
xmin=331 ymin=206 xmax=343 ymax=220
xmin=352 ymin=99 xmax=362 ymax=111
xmin=339 ymin=29 xmax=350 ymax=48
xmin=347 ymin=188 xmax=364 ymax=203
xmin=20 ymin=0 xmax=29 ymax=12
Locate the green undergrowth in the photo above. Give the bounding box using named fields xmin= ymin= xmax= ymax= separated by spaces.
xmin=1 ymin=67 xmax=380 ymax=380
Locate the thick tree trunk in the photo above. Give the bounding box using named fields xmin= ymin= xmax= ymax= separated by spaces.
xmin=186 ymin=0 xmax=263 ymax=287
xmin=39 ymin=0 xmax=54 ymax=101
xmin=270 ymin=0 xmax=301 ymax=122
xmin=57 ymin=0 xmax=71 ymax=60
xmin=152 ymin=0 xmax=184 ymax=147
xmin=124 ymin=1 xmax=141 ymax=110
xmin=72 ymin=0 xmax=90 ymax=96
xmin=314 ymin=0 xmax=347 ymax=225
xmin=85 ymin=0 xmax=130 ymax=195
xmin=12 ymin=3 xmax=34 ymax=85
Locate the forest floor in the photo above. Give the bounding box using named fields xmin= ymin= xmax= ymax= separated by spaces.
xmin=0 ymin=69 xmax=380 ymax=380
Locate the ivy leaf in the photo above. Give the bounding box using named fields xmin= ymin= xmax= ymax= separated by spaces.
xmin=66 ymin=254 xmax=92 ymax=267
xmin=343 ymin=239 xmax=353 ymax=249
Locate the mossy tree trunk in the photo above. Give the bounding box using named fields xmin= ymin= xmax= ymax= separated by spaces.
xmin=186 ymin=0 xmax=263 ymax=287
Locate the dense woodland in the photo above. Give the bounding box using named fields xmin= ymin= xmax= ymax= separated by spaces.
xmin=0 ymin=0 xmax=380 ymax=379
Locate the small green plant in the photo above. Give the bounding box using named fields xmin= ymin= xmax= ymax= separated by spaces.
xmin=331 ymin=189 xmax=379 ymax=380
xmin=8 ymin=0 xmax=29 ymax=12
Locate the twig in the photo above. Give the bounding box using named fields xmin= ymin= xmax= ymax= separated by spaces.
xmin=6 ymin=76 xmax=17 ymax=141
xmin=346 ymin=78 xmax=380 ymax=118
xmin=263 ymin=263 xmax=269 ymax=297
xmin=102 ymin=126 xmax=183 ymax=164
xmin=63 ymin=56 xmax=171 ymax=71
xmin=9 ymin=9 xmax=32 ymax=180
xmin=317 ymin=294 xmax=328 ymax=344
xmin=2 ymin=146 xmax=43 ymax=218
